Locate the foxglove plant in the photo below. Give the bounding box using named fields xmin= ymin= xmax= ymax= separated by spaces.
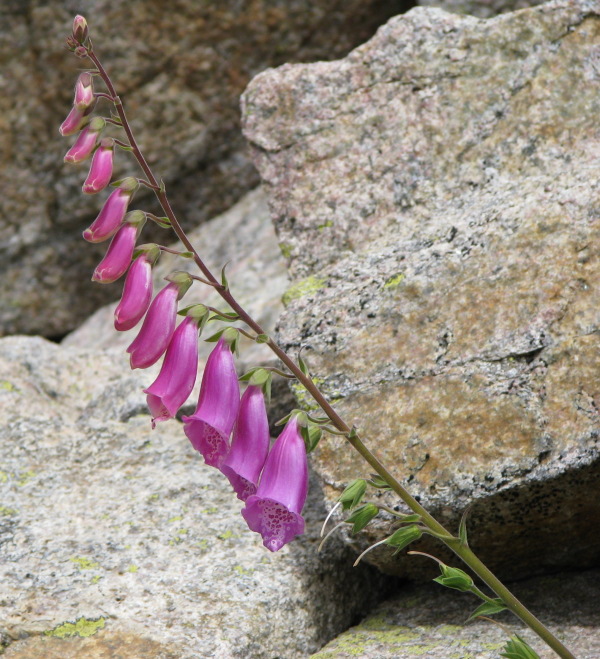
xmin=91 ymin=210 xmax=144 ymax=284
xmin=59 ymin=16 xmax=575 ymax=659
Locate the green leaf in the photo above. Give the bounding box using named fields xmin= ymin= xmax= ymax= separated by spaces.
xmin=221 ymin=263 xmax=229 ymax=290
xmin=204 ymin=328 xmax=227 ymax=343
xmin=458 ymin=505 xmax=471 ymax=547
xmin=300 ymin=423 xmax=322 ymax=453
xmin=338 ymin=479 xmax=367 ymax=510
xmin=367 ymin=474 xmax=392 ymax=490
xmin=298 ymin=354 xmax=310 ymax=376
xmin=433 ymin=565 xmax=474 ymax=592
xmin=256 ymin=333 xmax=269 ymax=344
xmin=345 ymin=503 xmax=379 ymax=534
xmin=468 ymin=599 xmax=507 ymax=621
xmin=500 ymin=635 xmax=540 ymax=659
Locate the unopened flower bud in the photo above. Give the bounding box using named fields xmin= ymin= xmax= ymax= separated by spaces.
xmin=82 ymin=137 xmax=114 ymax=194
xmin=83 ymin=176 xmax=138 ymax=242
xmin=91 ymin=211 xmax=144 ymax=284
xmin=74 ymin=46 xmax=88 ymax=59
xmin=74 ymin=72 xmax=94 ymax=109
xmin=59 ymin=105 xmax=86 ymax=137
xmin=64 ymin=117 xmax=105 ymax=164
xmin=72 ymin=15 xmax=89 ymax=44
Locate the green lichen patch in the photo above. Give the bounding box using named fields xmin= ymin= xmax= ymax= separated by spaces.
xmin=45 ymin=617 xmax=105 ymax=638
xmin=127 ymin=564 xmax=138 ymax=573
xmin=279 ymin=242 xmax=292 ymax=259
xmin=0 ymin=380 xmax=17 ymax=392
xmin=383 ymin=272 xmax=405 ymax=288
xmin=317 ymin=220 xmax=333 ymax=231
xmin=17 ymin=470 xmax=35 ymax=486
xmin=167 ymin=515 xmax=183 ymax=523
xmin=70 ymin=556 xmax=100 ymax=570
xmin=282 ymin=276 xmax=327 ymax=306
xmin=0 ymin=505 xmax=17 ymax=516
xmin=0 ymin=470 xmax=8 ymax=483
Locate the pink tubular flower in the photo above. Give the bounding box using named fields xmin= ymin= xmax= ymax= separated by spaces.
xmin=74 ymin=72 xmax=94 ymax=109
xmin=92 ymin=221 xmax=137 ymax=284
xmin=83 ymin=137 xmax=114 ymax=194
xmin=183 ymin=338 xmax=240 ymax=468
xmin=242 ymin=416 xmax=308 ymax=552
xmin=126 ymin=282 xmax=179 ymax=369
xmin=59 ymin=105 xmax=87 ymax=136
xmin=114 ymin=253 xmax=154 ymax=331
xmin=83 ymin=177 xmax=138 ymax=242
xmin=144 ymin=316 xmax=199 ymax=428
xmin=221 ymin=385 xmax=270 ymax=501
xmin=64 ymin=117 xmax=105 ymax=164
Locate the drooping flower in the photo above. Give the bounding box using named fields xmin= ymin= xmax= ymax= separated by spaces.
xmin=83 ymin=177 xmax=138 ymax=242
xmin=126 ymin=282 xmax=179 ymax=369
xmin=64 ymin=117 xmax=105 ymax=164
xmin=83 ymin=137 xmax=114 ymax=194
xmin=59 ymin=105 xmax=87 ymax=136
xmin=242 ymin=415 xmax=308 ymax=552
xmin=221 ymin=384 xmax=270 ymax=501
xmin=91 ymin=210 xmax=144 ymax=284
xmin=114 ymin=248 xmax=157 ymax=331
xmin=143 ymin=316 xmax=199 ymax=428
xmin=74 ymin=72 xmax=94 ymax=109
xmin=183 ymin=337 xmax=240 ymax=468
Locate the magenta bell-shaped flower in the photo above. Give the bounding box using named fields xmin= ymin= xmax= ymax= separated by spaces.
xmin=83 ymin=177 xmax=138 ymax=243
xmin=114 ymin=253 xmax=153 ymax=331
xmin=221 ymin=385 xmax=270 ymax=501
xmin=83 ymin=137 xmax=114 ymax=194
xmin=242 ymin=416 xmax=308 ymax=552
xmin=91 ymin=220 xmax=137 ymax=284
xmin=183 ymin=338 xmax=240 ymax=468
xmin=143 ymin=316 xmax=199 ymax=428
xmin=64 ymin=117 xmax=105 ymax=164
xmin=126 ymin=282 xmax=179 ymax=369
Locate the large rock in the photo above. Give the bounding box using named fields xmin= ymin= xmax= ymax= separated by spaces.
xmin=0 ymin=336 xmax=390 ymax=658
xmin=0 ymin=0 xmax=413 ymax=337
xmin=242 ymin=0 xmax=600 ymax=579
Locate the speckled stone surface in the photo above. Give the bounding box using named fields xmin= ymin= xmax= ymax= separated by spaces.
xmin=0 ymin=336 xmax=390 ymax=658
xmin=242 ymin=0 xmax=600 ymax=578
xmin=0 ymin=0 xmax=414 ymax=337
xmin=311 ymin=569 xmax=600 ymax=658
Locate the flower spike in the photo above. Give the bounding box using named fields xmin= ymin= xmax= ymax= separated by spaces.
xmin=182 ymin=338 xmax=240 ymax=468
xmin=242 ymin=415 xmax=308 ymax=552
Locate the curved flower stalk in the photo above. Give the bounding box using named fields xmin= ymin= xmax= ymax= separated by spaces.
xmin=83 ymin=137 xmax=114 ymax=194
xmin=126 ymin=280 xmax=181 ymax=369
xmin=59 ymin=17 xmax=576 ymax=658
xmin=221 ymin=383 xmax=270 ymax=501
xmin=242 ymin=415 xmax=308 ymax=552
xmin=114 ymin=247 xmax=158 ymax=331
xmin=144 ymin=315 xmax=199 ymax=428
xmin=83 ymin=176 xmax=139 ymax=242
xmin=183 ymin=336 xmax=240 ymax=468
xmin=91 ymin=210 xmax=144 ymax=284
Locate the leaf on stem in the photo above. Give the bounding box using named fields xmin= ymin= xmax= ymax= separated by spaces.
xmin=468 ymin=599 xmax=507 ymax=621
xmin=501 ymin=634 xmax=540 ymax=659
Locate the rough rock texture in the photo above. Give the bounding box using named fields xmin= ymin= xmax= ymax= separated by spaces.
xmin=0 ymin=336 xmax=391 ymax=658
xmin=311 ymin=569 xmax=600 ymax=658
xmin=0 ymin=0 xmax=414 ymax=337
xmin=418 ymin=0 xmax=546 ymax=20
xmin=242 ymin=0 xmax=600 ymax=579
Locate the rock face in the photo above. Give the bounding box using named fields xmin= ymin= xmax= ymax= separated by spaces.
xmin=0 ymin=0 xmax=413 ymax=337
xmin=418 ymin=0 xmax=546 ymax=19
xmin=242 ymin=0 xmax=600 ymax=579
xmin=0 ymin=336 xmax=389 ymax=658
xmin=311 ymin=569 xmax=600 ymax=659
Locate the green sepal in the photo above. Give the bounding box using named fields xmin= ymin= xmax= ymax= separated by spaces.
xmin=397 ymin=513 xmax=422 ymax=523
xmin=164 ymin=270 xmax=193 ymax=300
xmin=256 ymin=333 xmax=269 ymax=344
xmin=274 ymin=410 xmax=294 ymax=427
xmin=300 ymin=423 xmax=322 ymax=453
xmin=467 ymin=599 xmax=507 ymax=621
xmin=132 ymin=243 xmax=160 ymax=265
xmin=117 ymin=143 xmax=134 ymax=152
xmin=338 ymin=479 xmax=367 ymax=511
xmin=367 ymin=474 xmax=392 ymax=490
xmin=178 ymin=251 xmax=194 ymax=259
xmin=500 ymin=635 xmax=540 ymax=659
xmin=384 ymin=525 xmax=422 ymax=554
xmin=242 ymin=368 xmax=273 ymax=404
xmin=207 ymin=309 xmax=241 ymax=322
xmin=433 ymin=565 xmax=474 ymax=592
xmin=205 ymin=326 xmax=240 ymax=353
xmin=177 ymin=304 xmax=210 ymax=333
xmin=345 ymin=503 xmax=379 ymax=534
xmin=149 ymin=215 xmax=171 ymax=228
xmin=109 ymin=112 xmax=122 ymax=125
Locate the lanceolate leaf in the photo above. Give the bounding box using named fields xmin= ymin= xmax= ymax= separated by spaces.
xmin=468 ymin=599 xmax=507 ymax=621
